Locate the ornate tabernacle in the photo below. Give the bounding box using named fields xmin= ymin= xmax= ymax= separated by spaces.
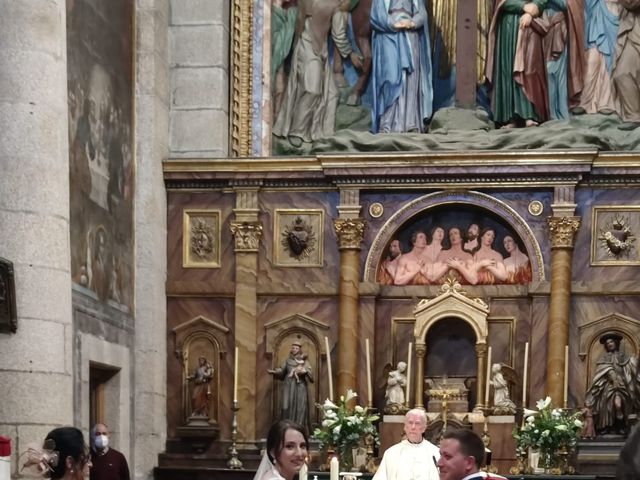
xmin=426 ymin=380 xmax=469 ymax=413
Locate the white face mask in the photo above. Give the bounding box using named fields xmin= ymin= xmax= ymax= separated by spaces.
xmin=95 ymin=434 xmax=109 ymax=449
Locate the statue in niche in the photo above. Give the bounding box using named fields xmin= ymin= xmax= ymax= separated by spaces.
xmin=384 ymin=361 xmax=408 ymax=413
xmin=584 ymin=333 xmax=640 ymax=435
xmin=268 ymin=341 xmax=313 ymax=430
xmin=489 ymin=363 xmax=516 ymax=415
xmin=612 ymin=0 xmax=640 ymax=131
xmin=188 ymin=356 xmax=214 ymax=418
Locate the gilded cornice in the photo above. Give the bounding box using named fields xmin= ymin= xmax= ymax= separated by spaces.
xmin=229 ymin=221 xmax=262 ymax=252
xmin=548 ymin=216 xmax=581 ymax=249
xmin=231 ymin=0 xmax=253 ymax=157
xmin=333 ymin=218 xmax=365 ymax=250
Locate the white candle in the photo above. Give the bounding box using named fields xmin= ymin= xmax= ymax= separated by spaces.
xmin=522 ymin=342 xmax=529 ymax=406
xmin=366 ymin=338 xmax=373 ymax=404
xmin=406 ymin=342 xmax=412 ymax=406
xmin=485 ymin=346 xmax=492 ymax=406
xmin=233 ymin=346 xmax=239 ymax=402
xmin=330 ymin=456 xmax=339 ymax=480
xmin=325 ymin=336 xmax=334 ymax=401
xmin=563 ymin=345 xmax=569 ymax=407
xmin=299 ymin=462 xmax=308 ymax=480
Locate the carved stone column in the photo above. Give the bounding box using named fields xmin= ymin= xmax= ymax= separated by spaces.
xmin=333 ymin=189 xmax=365 ymax=397
xmin=475 ymin=343 xmax=488 ymax=411
xmin=230 ymin=186 xmax=262 ymax=440
xmin=414 ymin=343 xmax=427 ymax=409
xmin=546 ymin=214 xmax=580 ymax=406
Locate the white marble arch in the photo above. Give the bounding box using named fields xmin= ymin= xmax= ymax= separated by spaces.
xmin=411 ymin=281 xmax=490 ymax=411
xmin=363 ymin=190 xmax=545 ymax=283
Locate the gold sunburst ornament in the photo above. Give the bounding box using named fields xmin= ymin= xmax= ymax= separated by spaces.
xmin=599 ymin=213 xmax=636 ymax=258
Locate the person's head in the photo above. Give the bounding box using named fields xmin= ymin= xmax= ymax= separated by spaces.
xmin=448 ymin=228 xmax=462 ymax=246
xmin=44 ymin=427 xmax=91 ymax=480
xmin=290 ymin=342 xmax=302 ymax=356
xmin=491 ymin=363 xmax=501 ymax=375
xmin=389 ymin=239 xmax=402 ymax=259
xmin=90 ymin=423 xmax=110 ymax=454
xmin=438 ymin=429 xmax=485 ymax=480
xmin=411 ymin=230 xmax=427 ymax=248
xmin=397 ymin=361 xmax=407 ymax=373
xmin=198 ymin=356 xmax=207 ymax=366
xmin=266 ymin=420 xmax=308 ymax=480
xmin=403 ymin=409 xmax=427 ymax=443
xmin=600 ymin=333 xmax=622 ymax=352
xmin=503 ymin=235 xmax=516 ymax=253
xmin=479 ymin=227 xmax=496 ymax=246
xmin=466 ymin=224 xmax=480 ymax=240
xmin=430 ymin=227 xmax=445 ymax=243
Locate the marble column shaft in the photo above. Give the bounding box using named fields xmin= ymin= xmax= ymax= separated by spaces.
xmin=0 ymin=0 xmax=73 ymax=464
xmin=334 ymin=218 xmax=365 ymax=398
xmin=414 ymin=344 xmax=426 ymax=409
xmin=475 ymin=343 xmax=487 ymax=411
xmin=230 ymin=190 xmax=262 ymax=441
xmin=546 ymin=216 xmax=580 ymax=407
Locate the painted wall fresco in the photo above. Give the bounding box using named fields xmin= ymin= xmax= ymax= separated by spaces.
xmin=67 ymin=0 xmax=134 ymax=311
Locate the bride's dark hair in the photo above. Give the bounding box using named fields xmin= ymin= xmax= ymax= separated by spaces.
xmin=266 ymin=420 xmax=308 ymax=464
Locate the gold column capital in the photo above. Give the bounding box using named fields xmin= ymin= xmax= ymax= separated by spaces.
xmin=548 ymin=216 xmax=581 ymax=249
xmin=333 ymin=218 xmax=365 ymax=250
xmin=415 ymin=343 xmax=427 ymax=357
xmin=475 ymin=343 xmax=488 ymax=356
xmin=230 ymin=221 xmax=263 ymax=251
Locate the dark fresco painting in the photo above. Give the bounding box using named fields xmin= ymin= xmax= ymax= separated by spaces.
xmin=67 ymin=0 xmax=134 ymax=312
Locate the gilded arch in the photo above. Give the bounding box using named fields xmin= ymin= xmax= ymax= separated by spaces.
xmin=363 ymin=190 xmax=545 ymax=283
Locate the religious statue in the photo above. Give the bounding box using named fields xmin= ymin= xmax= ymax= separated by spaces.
xmin=584 ymin=333 xmax=640 ymax=435
xmin=188 ymin=356 xmax=214 ymax=417
xmin=489 ymin=363 xmax=516 ymax=415
xmin=612 ymin=0 xmax=640 ymax=130
xmin=370 ymin=0 xmax=433 ymax=133
xmin=268 ymin=341 xmax=313 ymax=430
xmin=384 ymin=361 xmax=408 ymax=412
xmin=580 ymin=405 xmax=597 ymax=439
xmin=486 ymin=0 xmax=549 ymax=128
xmin=273 ymin=0 xmax=362 ymax=147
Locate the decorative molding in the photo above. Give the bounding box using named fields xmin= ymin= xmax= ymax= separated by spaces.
xmin=590 ymin=206 xmax=640 ymax=265
xmin=548 ymin=216 xmax=581 ymax=249
xmin=182 ymin=210 xmax=221 ymax=268
xmin=231 ymin=0 xmax=253 ymax=157
xmin=333 ymin=218 xmax=365 ymax=250
xmin=274 ymin=209 xmax=324 ymax=267
xmin=230 ymin=221 xmax=263 ymax=251
xmin=0 ymin=257 xmax=17 ymax=333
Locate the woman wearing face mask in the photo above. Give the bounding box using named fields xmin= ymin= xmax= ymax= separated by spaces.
xmin=254 ymin=420 xmax=308 ymax=480
xmin=22 ymin=427 xmax=92 ymax=480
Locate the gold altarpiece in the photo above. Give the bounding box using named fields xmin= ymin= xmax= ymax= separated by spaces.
xmin=158 ymin=3 xmax=640 ymax=477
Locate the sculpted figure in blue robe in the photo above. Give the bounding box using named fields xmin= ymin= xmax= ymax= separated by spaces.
xmin=370 ymin=0 xmax=433 ymax=133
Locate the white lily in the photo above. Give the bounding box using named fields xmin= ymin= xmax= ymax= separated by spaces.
xmin=323 ymin=399 xmax=338 ymax=410
xmin=536 ymin=396 xmax=551 ymax=410
xmin=574 ymin=419 xmax=583 ymax=428
xmin=354 ymin=405 xmax=364 ymax=413
xmin=523 ymin=408 xmax=538 ymax=417
xmin=345 ymin=389 xmax=358 ymax=402
xmin=555 ymin=424 xmax=567 ymax=431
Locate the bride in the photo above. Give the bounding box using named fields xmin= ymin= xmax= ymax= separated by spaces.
xmin=254 ymin=420 xmax=308 ymax=480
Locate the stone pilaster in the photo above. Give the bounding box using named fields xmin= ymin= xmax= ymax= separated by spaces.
xmin=333 ymin=189 xmax=365 ymax=397
xmin=0 ymin=0 xmax=72 ymax=469
xmin=546 ymin=215 xmax=580 ymax=406
xmin=230 ymin=186 xmax=262 ymax=440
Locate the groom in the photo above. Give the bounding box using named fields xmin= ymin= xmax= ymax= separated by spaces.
xmin=437 ymin=429 xmax=506 ymax=480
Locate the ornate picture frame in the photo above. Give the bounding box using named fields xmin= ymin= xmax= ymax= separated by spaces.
xmin=274 ymin=209 xmax=324 ymax=267
xmin=182 ymin=209 xmax=222 ymax=268
xmin=590 ymin=206 xmax=640 ymax=266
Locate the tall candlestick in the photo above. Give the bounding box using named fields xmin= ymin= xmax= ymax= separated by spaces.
xmin=563 ymin=345 xmax=569 ymax=407
xmin=330 ymin=456 xmax=339 ymax=480
xmin=522 ymin=342 xmax=529 ymax=406
xmin=365 ymin=338 xmax=373 ymax=405
xmin=485 ymin=346 xmax=492 ymax=406
xmin=325 ymin=336 xmax=334 ymax=401
xmin=406 ymin=342 xmax=412 ymax=405
xmin=233 ymin=346 xmax=239 ymax=402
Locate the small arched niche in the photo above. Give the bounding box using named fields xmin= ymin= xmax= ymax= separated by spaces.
xmin=412 ymin=280 xmax=490 ymax=412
